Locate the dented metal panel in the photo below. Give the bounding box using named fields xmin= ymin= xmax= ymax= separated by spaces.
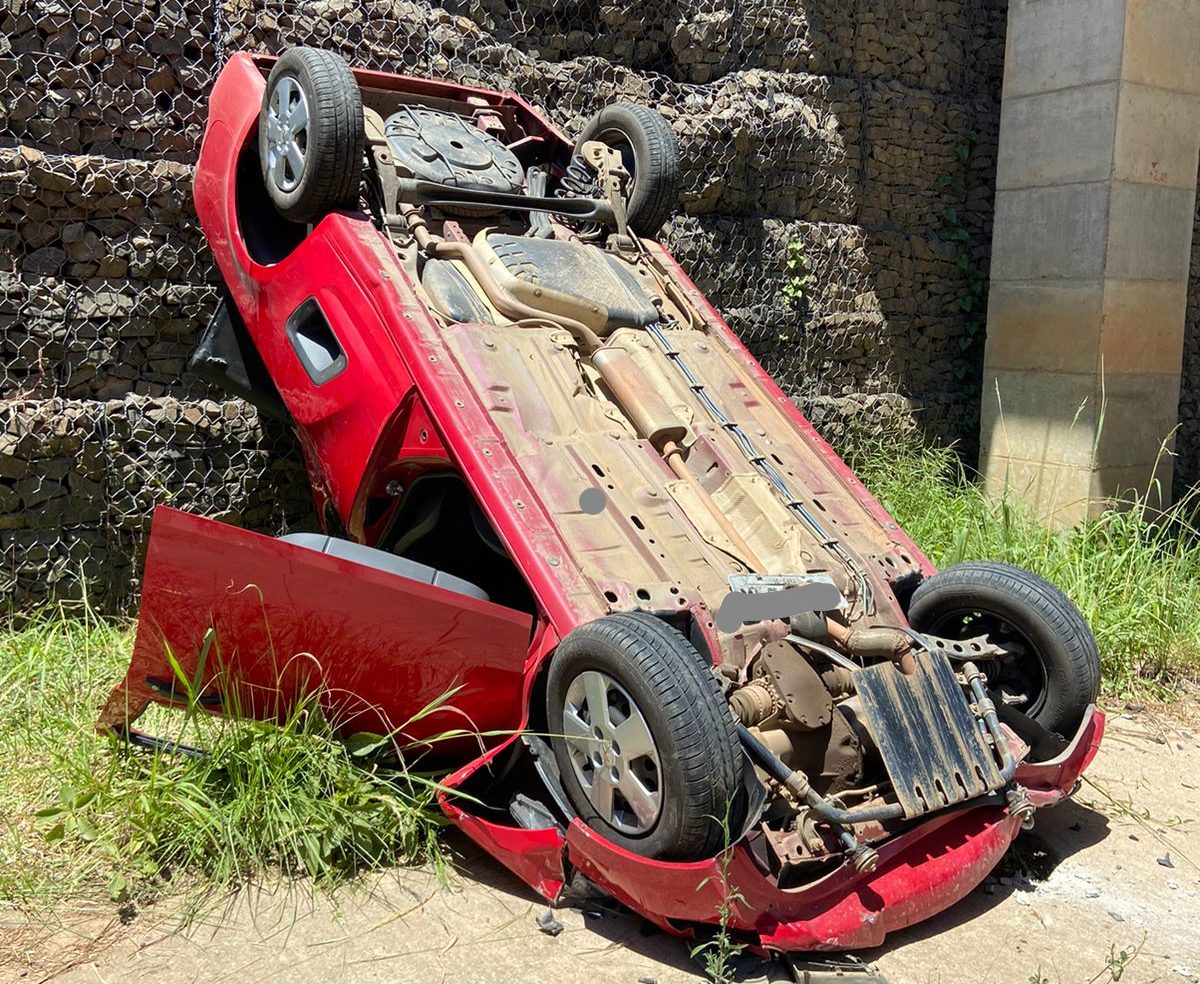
xmin=99 ymin=506 xmax=533 ymax=746
xmin=442 ymin=322 xmax=737 ymax=613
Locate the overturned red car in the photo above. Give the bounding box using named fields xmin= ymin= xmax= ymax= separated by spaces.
xmin=101 ymin=48 xmax=1104 ymax=953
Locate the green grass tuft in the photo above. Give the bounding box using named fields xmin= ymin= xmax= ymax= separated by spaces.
xmin=1 ymin=609 xmax=447 ymax=912
xmin=852 ymin=441 xmax=1200 ymax=693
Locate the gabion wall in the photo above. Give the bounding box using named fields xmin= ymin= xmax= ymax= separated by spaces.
xmin=1 ymin=0 xmax=1009 ymax=612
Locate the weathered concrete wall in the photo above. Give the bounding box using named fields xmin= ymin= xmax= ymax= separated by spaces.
xmin=1 ymin=0 xmax=1008 ymax=610
xmin=980 ymin=0 xmax=1200 ymax=522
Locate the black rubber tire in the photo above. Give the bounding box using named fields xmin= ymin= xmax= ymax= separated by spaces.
xmin=908 ymin=561 xmax=1100 ymax=737
xmin=259 ymin=47 xmax=364 ymax=224
xmin=575 ymin=103 xmax=679 ymax=237
xmin=546 ymin=612 xmax=745 ymax=860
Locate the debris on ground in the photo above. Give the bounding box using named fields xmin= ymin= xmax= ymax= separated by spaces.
xmin=535 ymin=908 xmax=564 ymax=937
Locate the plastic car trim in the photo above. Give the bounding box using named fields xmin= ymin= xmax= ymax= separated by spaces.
xmin=285 ymin=296 xmax=347 ymax=384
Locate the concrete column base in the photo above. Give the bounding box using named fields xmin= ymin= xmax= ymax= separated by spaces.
xmin=980 ymin=0 xmax=1200 ymax=524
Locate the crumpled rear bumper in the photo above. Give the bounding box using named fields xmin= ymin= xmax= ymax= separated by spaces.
xmin=443 ymin=707 xmax=1104 ymax=952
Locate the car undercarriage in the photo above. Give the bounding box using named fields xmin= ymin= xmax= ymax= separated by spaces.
xmin=350 ymin=66 xmax=1094 ymax=874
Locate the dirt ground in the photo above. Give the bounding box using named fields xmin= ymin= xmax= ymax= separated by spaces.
xmin=5 ymin=711 xmax=1198 ymax=984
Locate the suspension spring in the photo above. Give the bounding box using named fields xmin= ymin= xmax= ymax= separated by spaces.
xmin=555 ymin=153 xmax=599 ymax=200
xmin=552 ymin=154 xmax=601 ymax=236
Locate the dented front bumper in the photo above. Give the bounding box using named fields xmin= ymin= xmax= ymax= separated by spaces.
xmin=443 ymin=707 xmax=1104 ymax=952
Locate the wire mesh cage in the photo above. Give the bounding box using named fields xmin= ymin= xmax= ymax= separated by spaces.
xmin=0 ymin=0 xmax=1008 ymax=611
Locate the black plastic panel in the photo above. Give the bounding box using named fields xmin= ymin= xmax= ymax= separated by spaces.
xmin=285 ymin=297 xmax=347 ymax=385
xmin=188 ymin=295 xmax=290 ymax=421
xmin=853 ymin=652 xmax=1003 ymax=818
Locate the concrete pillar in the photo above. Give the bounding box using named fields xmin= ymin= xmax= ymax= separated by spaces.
xmin=980 ymin=0 xmax=1200 ymax=523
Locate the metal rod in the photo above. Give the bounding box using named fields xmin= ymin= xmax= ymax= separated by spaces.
xmin=787 ymin=633 xmax=862 ymax=674
xmin=736 ymin=723 xmax=904 ymax=825
xmin=962 ymin=661 xmax=1018 ymax=781
xmin=396 ymin=177 xmax=616 ymax=224
xmin=120 ymin=727 xmax=208 ymax=759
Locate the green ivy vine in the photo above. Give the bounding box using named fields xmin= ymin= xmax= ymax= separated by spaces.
xmin=779 ymin=237 xmax=813 ymax=343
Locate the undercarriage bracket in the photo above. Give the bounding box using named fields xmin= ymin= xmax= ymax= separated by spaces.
xmin=782 ymin=953 xmax=892 ymax=984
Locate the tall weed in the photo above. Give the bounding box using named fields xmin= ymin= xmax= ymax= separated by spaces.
xmin=1 ymin=610 xmax=448 ymax=910
xmin=852 ymin=442 xmax=1200 ymax=691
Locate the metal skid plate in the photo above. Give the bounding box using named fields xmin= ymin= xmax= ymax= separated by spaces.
xmin=853 ymin=651 xmax=1003 ymax=818
xmin=485 ymin=233 xmax=661 ymax=330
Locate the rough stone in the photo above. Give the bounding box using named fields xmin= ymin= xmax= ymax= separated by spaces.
xmin=1174 ymin=154 xmax=1200 ymax=493
xmin=0 ymin=0 xmax=1012 ymax=610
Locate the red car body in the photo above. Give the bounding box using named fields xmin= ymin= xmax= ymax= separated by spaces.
xmin=101 ymin=53 xmax=1104 ymax=953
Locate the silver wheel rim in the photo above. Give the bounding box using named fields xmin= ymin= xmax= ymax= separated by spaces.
xmin=265 ymin=75 xmax=310 ymax=194
xmin=561 ymin=670 xmax=662 ymax=835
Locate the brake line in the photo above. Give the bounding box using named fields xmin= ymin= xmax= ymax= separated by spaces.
xmin=646 ymin=321 xmax=875 ymax=616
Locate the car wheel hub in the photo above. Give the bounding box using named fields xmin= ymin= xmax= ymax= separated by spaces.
xmin=562 ymin=670 xmax=662 ymax=835
xmin=266 ymin=76 xmax=310 ymax=194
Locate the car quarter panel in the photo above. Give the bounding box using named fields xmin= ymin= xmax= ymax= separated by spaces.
xmin=194 ymin=54 xmax=420 ymax=531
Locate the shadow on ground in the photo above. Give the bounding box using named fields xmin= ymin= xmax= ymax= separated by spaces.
xmin=446 ymin=829 xmax=706 ymax=977
xmin=441 ymin=794 xmax=1112 ymax=981
xmin=860 ymin=796 xmax=1111 ymax=959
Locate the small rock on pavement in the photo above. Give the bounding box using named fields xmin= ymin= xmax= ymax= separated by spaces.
xmin=536 ymin=908 xmax=564 ymax=936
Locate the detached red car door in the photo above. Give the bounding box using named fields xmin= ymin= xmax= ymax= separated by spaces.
xmin=100 ymin=507 xmax=534 ymax=750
